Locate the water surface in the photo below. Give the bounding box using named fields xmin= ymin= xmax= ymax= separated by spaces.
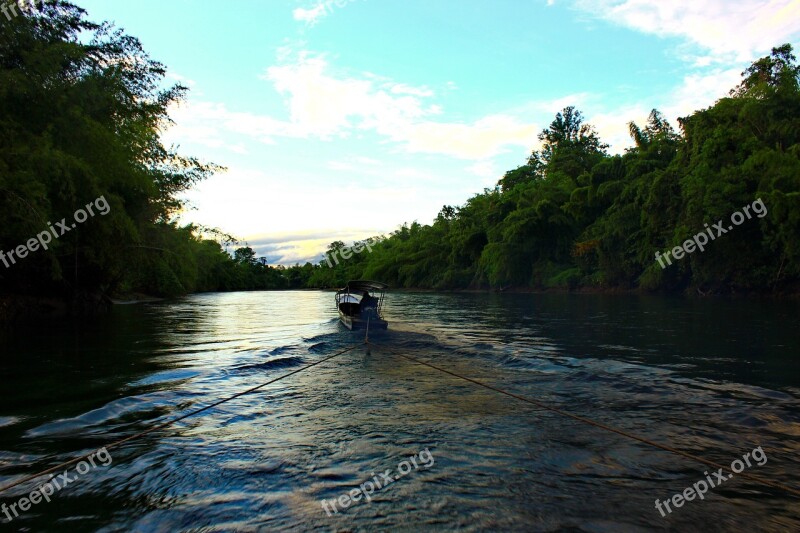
xmin=0 ymin=292 xmax=798 ymax=531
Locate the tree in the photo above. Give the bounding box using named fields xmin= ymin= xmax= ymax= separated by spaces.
xmin=0 ymin=2 xmax=227 ymax=304
xmin=732 ymin=44 xmax=800 ymax=98
xmin=233 ymin=247 xmax=257 ymax=265
xmin=534 ymin=106 xmax=608 ymax=180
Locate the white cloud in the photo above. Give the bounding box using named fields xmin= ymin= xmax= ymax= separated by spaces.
xmin=662 ymin=67 xmax=743 ymax=117
xmin=389 ymin=83 xmax=435 ymax=97
xmin=162 ymin=100 xmax=296 ymax=151
xmin=587 ymin=105 xmax=650 ymax=154
xmin=246 ymin=229 xmax=383 ymax=265
xmin=163 ymin=101 xmax=236 ymax=151
xmin=394 ymin=115 xmax=539 ymax=159
xmin=467 ymin=160 xmax=500 ymax=183
xmin=178 ymin=159 xmax=448 ymax=264
xmin=165 ymin=52 xmax=539 ymax=161
xmin=584 ymin=67 xmax=744 ymax=154
xmin=293 ymin=0 xmax=362 ymax=26
xmin=164 ymin=48 xmax=746 ymax=165
xmin=263 ymin=54 xmax=431 ymax=139
xmin=326 ymin=156 xmax=382 ymax=171
xmin=557 ymin=0 xmax=795 ymax=153
xmin=293 ymin=4 xmax=328 ymax=25
xmin=572 ymin=0 xmax=800 ymax=62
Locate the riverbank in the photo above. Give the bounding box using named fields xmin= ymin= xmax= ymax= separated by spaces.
xmin=109 ymin=294 xmax=165 ymax=305
xmin=0 ymin=293 xmax=111 ymax=322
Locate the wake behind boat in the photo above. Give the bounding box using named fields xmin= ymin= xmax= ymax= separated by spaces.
xmin=335 ymin=280 xmax=389 ymax=330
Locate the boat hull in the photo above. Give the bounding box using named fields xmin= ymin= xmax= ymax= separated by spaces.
xmin=338 ymin=312 xmax=388 ymax=331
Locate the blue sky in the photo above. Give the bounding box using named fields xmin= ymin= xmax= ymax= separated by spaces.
xmin=75 ymin=0 xmax=800 ymax=264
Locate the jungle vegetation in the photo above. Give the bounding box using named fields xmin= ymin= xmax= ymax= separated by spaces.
xmin=312 ymin=44 xmax=800 ymax=294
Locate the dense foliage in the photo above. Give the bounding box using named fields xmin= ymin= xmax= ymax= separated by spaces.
xmin=313 ymin=45 xmax=800 ymax=294
xmin=1 ymin=3 xmax=797 ymax=310
xmin=0 ymin=2 xmax=300 ymax=310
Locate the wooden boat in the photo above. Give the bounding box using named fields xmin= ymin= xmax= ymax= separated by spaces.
xmin=335 ymin=280 xmax=389 ymax=330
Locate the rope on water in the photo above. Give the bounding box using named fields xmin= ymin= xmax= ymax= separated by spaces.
xmin=0 ymin=342 xmax=363 ymax=495
xmin=367 ymin=340 xmax=800 ymax=498
xmin=6 ymin=333 xmax=797 ymax=501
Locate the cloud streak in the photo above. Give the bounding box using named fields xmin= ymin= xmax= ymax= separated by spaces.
xmin=572 ymin=0 xmax=800 ymax=62
xmin=246 ymin=229 xmax=384 ymax=265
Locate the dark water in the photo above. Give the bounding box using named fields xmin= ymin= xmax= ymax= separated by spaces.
xmin=0 ymin=292 xmax=798 ymax=531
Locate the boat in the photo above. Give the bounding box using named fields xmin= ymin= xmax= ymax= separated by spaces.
xmin=335 ymin=280 xmax=389 ymax=330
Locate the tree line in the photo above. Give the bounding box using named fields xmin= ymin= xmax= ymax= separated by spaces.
xmin=1 ymin=4 xmax=798 ymax=318
xmin=309 ymin=45 xmax=800 ymax=294
xmin=0 ymin=1 xmax=298 ymax=316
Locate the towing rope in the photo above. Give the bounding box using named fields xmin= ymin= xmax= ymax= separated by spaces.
xmin=366 ymin=339 xmax=800 ymax=498
xmin=3 ymin=335 xmax=798 ymax=502
xmin=0 ymin=342 xmax=362 ymax=495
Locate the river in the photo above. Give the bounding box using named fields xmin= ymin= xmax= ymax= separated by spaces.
xmin=0 ymin=291 xmax=798 ymax=531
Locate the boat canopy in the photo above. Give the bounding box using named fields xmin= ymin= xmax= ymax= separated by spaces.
xmin=337 ymin=294 xmax=361 ymax=305
xmin=342 ymin=280 xmax=389 ymax=293
xmin=336 ymin=280 xmax=389 ymax=317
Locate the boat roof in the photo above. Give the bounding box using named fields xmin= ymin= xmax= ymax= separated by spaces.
xmin=338 ymin=294 xmax=361 ymax=304
xmin=341 ymin=280 xmax=389 ymax=292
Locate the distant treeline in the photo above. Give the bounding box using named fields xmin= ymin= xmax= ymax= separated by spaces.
xmin=1 ymin=4 xmax=798 ymax=315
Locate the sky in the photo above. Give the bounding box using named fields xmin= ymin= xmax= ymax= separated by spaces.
xmin=75 ymin=0 xmax=800 ymax=265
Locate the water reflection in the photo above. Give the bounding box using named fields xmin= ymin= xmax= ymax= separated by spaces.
xmin=0 ymin=291 xmax=797 ymax=530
